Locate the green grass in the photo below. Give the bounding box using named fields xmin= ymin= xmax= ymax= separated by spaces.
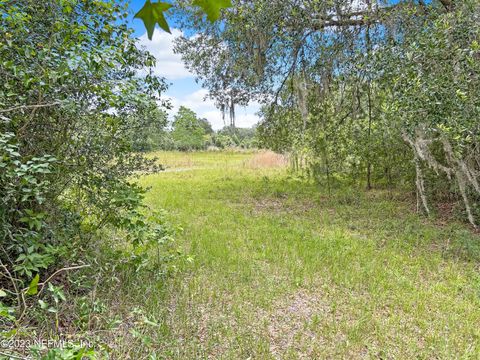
xmin=121 ymin=151 xmax=480 ymax=358
xmin=146 ymin=150 xmax=255 ymax=170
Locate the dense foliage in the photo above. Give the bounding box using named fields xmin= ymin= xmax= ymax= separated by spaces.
xmin=174 ymin=0 xmax=480 ymax=226
xmin=171 ymin=106 xmax=208 ymax=150
xmin=130 ymin=105 xmax=170 ymax=152
xmin=0 ymin=0 xmax=174 ymax=356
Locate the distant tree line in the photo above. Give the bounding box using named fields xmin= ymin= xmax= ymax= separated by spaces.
xmin=132 ymin=105 xmax=258 ymax=151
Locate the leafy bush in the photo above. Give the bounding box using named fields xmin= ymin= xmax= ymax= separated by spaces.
xmin=0 ymin=0 xmax=175 ymax=356
xmin=213 ymin=126 xmax=258 ymax=149
xmin=130 ymin=106 xmax=170 ymax=152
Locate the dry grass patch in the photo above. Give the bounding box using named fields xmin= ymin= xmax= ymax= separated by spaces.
xmin=245 ymin=151 xmax=289 ymax=169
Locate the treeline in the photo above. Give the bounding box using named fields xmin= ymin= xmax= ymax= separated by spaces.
xmin=132 ymin=105 xmax=258 ymax=152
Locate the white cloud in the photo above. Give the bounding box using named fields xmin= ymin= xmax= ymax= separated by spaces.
xmin=166 ymin=90 xmax=260 ymax=130
xmin=138 ymin=29 xmax=192 ymax=80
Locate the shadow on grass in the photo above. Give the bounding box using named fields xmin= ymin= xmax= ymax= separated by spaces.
xmin=243 ymin=174 xmax=480 ymax=265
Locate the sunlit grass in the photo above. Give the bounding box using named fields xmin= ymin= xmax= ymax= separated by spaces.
xmin=119 ymin=151 xmax=480 ymax=358
xmin=145 ymin=150 xmax=256 ymax=170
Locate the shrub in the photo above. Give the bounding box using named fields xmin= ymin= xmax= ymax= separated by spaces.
xmin=0 ymin=0 xmax=173 ymax=355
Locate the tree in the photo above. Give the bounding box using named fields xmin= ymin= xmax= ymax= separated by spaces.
xmin=199 ymin=117 xmax=214 ymax=135
xmin=379 ymin=1 xmax=480 ymax=224
xmin=171 ymin=106 xmax=207 ymax=150
xmin=215 ymin=126 xmax=257 ymax=148
xmin=130 ymin=105 xmax=170 ymax=151
xmin=0 ymin=0 xmax=171 ymax=328
xmin=174 ymin=0 xmax=480 ymax=226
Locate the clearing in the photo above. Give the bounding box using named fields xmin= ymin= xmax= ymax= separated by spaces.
xmin=134 ymin=150 xmax=480 ymax=358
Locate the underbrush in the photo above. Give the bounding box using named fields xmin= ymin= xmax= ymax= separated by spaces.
xmin=0 ymin=209 xmax=184 ymax=359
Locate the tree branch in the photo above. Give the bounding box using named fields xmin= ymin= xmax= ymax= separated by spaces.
xmin=309 ymin=1 xmax=452 ymax=31
xmin=438 ymin=0 xmax=454 ymax=11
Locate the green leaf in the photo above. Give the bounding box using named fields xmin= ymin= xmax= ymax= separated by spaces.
xmin=134 ymin=0 xmax=173 ymax=39
xmin=38 ymin=299 xmax=48 ymax=309
xmin=142 ymin=317 xmax=160 ymax=327
xmin=0 ymin=302 xmax=15 ymax=321
xmin=26 ymin=274 xmax=40 ymax=295
xmin=0 ymin=290 xmax=6 ymax=297
xmin=192 ymin=0 xmax=232 ymax=22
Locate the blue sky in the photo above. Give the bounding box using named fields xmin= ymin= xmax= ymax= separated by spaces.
xmin=128 ymin=0 xmax=260 ymax=129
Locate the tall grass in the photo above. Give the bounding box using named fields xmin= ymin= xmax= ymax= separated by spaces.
xmin=115 ymin=150 xmax=480 ymax=358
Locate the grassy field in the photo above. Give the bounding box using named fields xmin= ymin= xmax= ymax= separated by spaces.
xmin=125 ymin=150 xmax=480 ymax=358
xmin=145 ymin=150 xmax=258 ymax=170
